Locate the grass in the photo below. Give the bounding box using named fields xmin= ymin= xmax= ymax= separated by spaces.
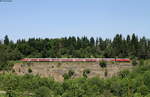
xmin=144 ymin=59 xmax=150 ymax=64
xmin=0 ymin=94 xmax=6 ymax=97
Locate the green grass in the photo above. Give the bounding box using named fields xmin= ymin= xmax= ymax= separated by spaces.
xmin=144 ymin=59 xmax=150 ymax=65
xmin=0 ymin=94 xmax=6 ymax=97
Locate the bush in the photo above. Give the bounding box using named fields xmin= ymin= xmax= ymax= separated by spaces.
xmin=99 ymin=60 xmax=107 ymax=68
xmin=143 ymin=71 xmax=150 ymax=88
xmin=119 ymin=70 xmax=130 ymax=78
xmin=6 ymin=89 xmax=16 ymax=97
xmin=145 ymin=94 xmax=150 ymax=97
xmin=12 ymin=69 xmax=15 ymax=73
xmin=137 ymin=84 xmax=149 ymax=95
xmin=28 ymin=68 xmax=32 ymax=73
xmin=35 ymin=86 xmax=53 ymax=97
xmin=63 ymin=70 xmax=75 ymax=80
xmin=83 ymin=69 xmax=91 ymax=78
xmin=63 ymin=73 xmax=70 ymax=80
xmin=139 ymin=59 xmax=144 ymax=66
xmin=132 ymin=59 xmax=138 ymax=66
xmin=68 ymin=70 xmax=75 ymax=77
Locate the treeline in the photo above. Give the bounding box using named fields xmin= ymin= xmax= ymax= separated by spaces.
xmin=0 ymin=33 xmax=150 ymax=60
xmin=0 ymin=62 xmax=150 ymax=97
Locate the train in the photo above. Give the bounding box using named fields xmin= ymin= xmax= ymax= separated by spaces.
xmin=20 ymin=58 xmax=130 ymax=62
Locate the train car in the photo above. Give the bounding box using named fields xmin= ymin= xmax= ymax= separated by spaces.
xmin=20 ymin=58 xmax=130 ymax=62
xmin=111 ymin=58 xmax=130 ymax=62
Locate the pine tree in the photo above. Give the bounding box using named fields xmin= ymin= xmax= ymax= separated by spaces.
xmin=4 ymin=35 xmax=9 ymax=45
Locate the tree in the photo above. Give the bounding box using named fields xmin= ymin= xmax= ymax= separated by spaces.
xmin=4 ymin=35 xmax=9 ymax=45
xmin=131 ymin=33 xmax=139 ymax=57
xmin=138 ymin=37 xmax=147 ymax=59
xmin=0 ymin=45 xmax=9 ymax=70
xmin=99 ymin=60 xmax=108 ymax=77
xmin=6 ymin=48 xmax=22 ymax=60
xmin=1 ymin=34 xmax=150 ymax=60
xmin=90 ymin=37 xmax=95 ymax=47
xmin=112 ymin=34 xmax=124 ymax=57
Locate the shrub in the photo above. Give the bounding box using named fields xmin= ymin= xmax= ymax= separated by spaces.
xmin=63 ymin=70 xmax=75 ymax=80
xmin=99 ymin=60 xmax=107 ymax=68
xmin=145 ymin=94 xmax=150 ymax=97
xmin=35 ymin=86 xmax=53 ymax=97
xmin=28 ymin=68 xmax=32 ymax=73
xmin=63 ymin=73 xmax=70 ymax=80
xmin=132 ymin=59 xmax=138 ymax=66
xmin=68 ymin=70 xmax=75 ymax=77
xmin=12 ymin=69 xmax=15 ymax=73
xmin=143 ymin=71 xmax=150 ymax=88
xmin=137 ymin=84 xmax=149 ymax=95
xmin=83 ymin=69 xmax=91 ymax=78
xmin=139 ymin=59 xmax=144 ymax=66
xmin=119 ymin=70 xmax=130 ymax=78
xmin=6 ymin=89 xmax=16 ymax=97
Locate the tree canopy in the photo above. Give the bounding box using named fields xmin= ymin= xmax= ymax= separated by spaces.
xmin=0 ymin=34 xmax=150 ymax=61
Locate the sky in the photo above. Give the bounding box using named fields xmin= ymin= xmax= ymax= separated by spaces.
xmin=0 ymin=0 xmax=150 ymax=41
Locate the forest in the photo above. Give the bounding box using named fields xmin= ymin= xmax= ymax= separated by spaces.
xmin=0 ymin=33 xmax=150 ymax=60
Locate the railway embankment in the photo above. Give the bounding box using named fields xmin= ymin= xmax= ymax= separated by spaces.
xmin=13 ymin=61 xmax=132 ymax=81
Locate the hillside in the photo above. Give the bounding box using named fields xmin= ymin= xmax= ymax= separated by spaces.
xmin=13 ymin=61 xmax=132 ymax=81
xmin=0 ymin=35 xmax=149 ymax=97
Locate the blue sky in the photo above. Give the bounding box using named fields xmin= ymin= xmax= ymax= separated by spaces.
xmin=0 ymin=0 xmax=150 ymax=41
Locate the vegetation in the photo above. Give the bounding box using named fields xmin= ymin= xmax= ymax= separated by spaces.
xmin=99 ymin=60 xmax=108 ymax=77
xmin=83 ymin=69 xmax=91 ymax=78
xmin=99 ymin=60 xmax=107 ymax=68
xmin=0 ymin=34 xmax=150 ymax=96
xmin=132 ymin=59 xmax=138 ymax=66
xmin=84 ymin=69 xmax=90 ymax=74
xmin=35 ymin=86 xmax=53 ymax=97
xmin=0 ymin=63 xmax=148 ymax=97
xmin=0 ymin=34 xmax=149 ymax=61
xmin=0 ymin=45 xmax=13 ymax=71
xmin=139 ymin=59 xmax=145 ymax=66
xmin=63 ymin=70 xmax=75 ymax=80
xmin=28 ymin=68 xmax=32 ymax=73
